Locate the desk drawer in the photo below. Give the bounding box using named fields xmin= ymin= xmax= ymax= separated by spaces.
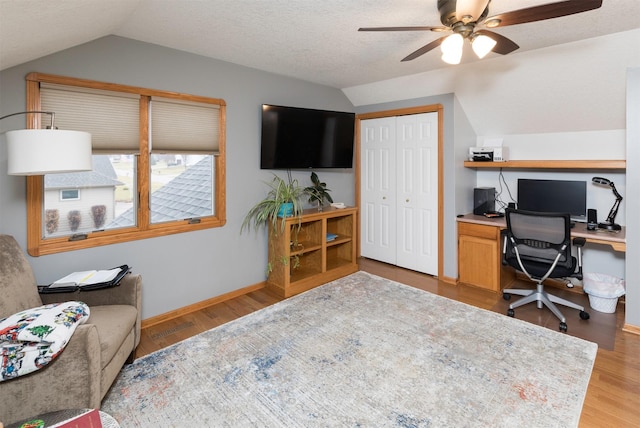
xmin=458 ymin=222 xmax=499 ymax=239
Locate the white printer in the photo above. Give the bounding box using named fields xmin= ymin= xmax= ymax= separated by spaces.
xmin=468 ymin=146 xmax=508 ymax=162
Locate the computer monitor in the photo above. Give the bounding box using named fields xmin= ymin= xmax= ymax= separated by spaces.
xmin=517 ymin=179 xmax=587 ymax=221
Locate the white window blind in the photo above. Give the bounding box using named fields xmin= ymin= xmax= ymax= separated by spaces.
xmin=151 ymin=97 xmax=220 ymax=154
xmin=40 ymin=83 xmax=140 ymax=154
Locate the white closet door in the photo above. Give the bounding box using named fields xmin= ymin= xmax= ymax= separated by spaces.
xmin=395 ymin=112 xmax=438 ymax=274
xmin=360 ymin=112 xmax=439 ymax=275
xmin=360 ymin=117 xmax=396 ymax=264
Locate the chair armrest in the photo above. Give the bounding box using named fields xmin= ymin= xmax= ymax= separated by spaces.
xmin=40 ymin=273 xmax=141 ymax=308
xmin=41 ymin=274 xmax=142 ymax=348
xmin=571 ymin=238 xmax=586 ymax=280
xmin=573 ymin=237 xmax=586 ymax=248
xmin=0 ymin=324 xmax=102 ymax=423
xmin=500 ymin=229 xmax=509 ymax=265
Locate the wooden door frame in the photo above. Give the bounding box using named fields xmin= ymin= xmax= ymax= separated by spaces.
xmin=355 ymin=104 xmax=444 ymax=279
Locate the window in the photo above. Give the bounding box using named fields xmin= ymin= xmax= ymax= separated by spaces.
xmin=60 ymin=190 xmax=80 ymax=200
xmin=25 ymin=73 xmax=226 ymax=256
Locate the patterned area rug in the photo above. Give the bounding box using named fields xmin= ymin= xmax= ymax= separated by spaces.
xmin=102 ymin=272 xmax=597 ymax=427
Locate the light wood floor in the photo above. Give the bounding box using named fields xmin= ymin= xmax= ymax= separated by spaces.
xmin=137 ymin=258 xmax=640 ymax=427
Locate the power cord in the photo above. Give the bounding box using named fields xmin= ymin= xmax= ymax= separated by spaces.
xmin=495 ymin=169 xmax=517 ymax=212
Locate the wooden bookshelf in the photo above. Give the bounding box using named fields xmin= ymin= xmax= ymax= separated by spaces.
xmin=267 ymin=206 xmax=358 ymax=298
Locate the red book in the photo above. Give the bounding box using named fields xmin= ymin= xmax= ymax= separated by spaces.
xmin=49 ymin=409 xmax=103 ymax=428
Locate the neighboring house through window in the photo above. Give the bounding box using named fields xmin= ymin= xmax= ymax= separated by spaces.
xmin=25 ymin=73 xmax=226 ymax=256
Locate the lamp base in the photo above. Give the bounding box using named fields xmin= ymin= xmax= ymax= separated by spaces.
xmin=598 ymin=222 xmax=622 ymax=231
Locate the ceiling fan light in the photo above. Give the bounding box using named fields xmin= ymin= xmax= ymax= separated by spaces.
xmin=441 ymin=50 xmax=462 ymax=65
xmin=472 ymin=34 xmax=497 ymax=59
xmin=440 ymin=33 xmax=463 ymax=64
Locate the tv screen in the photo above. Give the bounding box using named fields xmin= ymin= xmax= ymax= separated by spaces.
xmin=517 ymin=179 xmax=587 ymax=220
xmin=260 ymin=104 xmax=355 ymax=169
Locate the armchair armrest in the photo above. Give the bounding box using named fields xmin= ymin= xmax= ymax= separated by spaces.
xmin=0 ymin=324 xmax=102 ymax=424
xmin=41 ymin=274 xmax=142 ymax=348
xmin=40 ymin=273 xmax=141 ymax=308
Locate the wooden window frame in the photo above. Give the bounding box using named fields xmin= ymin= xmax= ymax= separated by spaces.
xmin=25 ymin=73 xmax=227 ymax=256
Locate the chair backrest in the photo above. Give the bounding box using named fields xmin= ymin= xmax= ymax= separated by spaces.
xmin=0 ymin=234 xmax=43 ymax=317
xmin=504 ymin=209 xmax=573 ymax=270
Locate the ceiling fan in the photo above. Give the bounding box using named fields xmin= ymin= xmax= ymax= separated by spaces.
xmin=359 ymin=0 xmax=603 ymax=64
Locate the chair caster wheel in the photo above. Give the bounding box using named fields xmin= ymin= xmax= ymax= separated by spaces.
xmin=507 ymin=308 xmax=515 ymax=317
xmin=580 ymin=310 xmax=590 ymax=320
xmin=559 ymin=322 xmax=568 ymax=332
xmin=502 ymin=293 xmax=511 ymax=301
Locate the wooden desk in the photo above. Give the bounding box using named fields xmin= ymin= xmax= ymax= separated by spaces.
xmin=569 ymin=222 xmax=626 ymax=252
xmin=456 ymin=214 xmax=626 ymax=292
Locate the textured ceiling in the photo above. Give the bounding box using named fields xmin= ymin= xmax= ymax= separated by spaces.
xmin=1 ymin=0 xmax=639 ymax=89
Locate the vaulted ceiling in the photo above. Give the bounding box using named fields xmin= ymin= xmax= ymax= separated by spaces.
xmin=2 ymin=0 xmax=639 ymax=89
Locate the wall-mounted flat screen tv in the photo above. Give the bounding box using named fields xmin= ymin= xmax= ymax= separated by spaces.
xmin=260 ymin=104 xmax=355 ymax=169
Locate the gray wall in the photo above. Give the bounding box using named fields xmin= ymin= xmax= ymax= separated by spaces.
xmin=0 ymin=36 xmax=355 ymax=319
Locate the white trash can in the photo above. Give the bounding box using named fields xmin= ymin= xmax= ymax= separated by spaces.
xmin=583 ymin=273 xmax=626 ymax=313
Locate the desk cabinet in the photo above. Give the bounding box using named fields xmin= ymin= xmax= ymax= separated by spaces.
xmin=457 ymin=222 xmax=514 ymax=292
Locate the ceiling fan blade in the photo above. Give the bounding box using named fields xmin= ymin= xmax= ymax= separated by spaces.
xmin=455 ymin=0 xmax=491 ymax=22
xmin=474 ymin=30 xmax=519 ymax=55
xmin=484 ymin=0 xmax=602 ymax=28
xmin=401 ymin=37 xmax=447 ymax=62
xmin=359 ymin=26 xmax=445 ymax=32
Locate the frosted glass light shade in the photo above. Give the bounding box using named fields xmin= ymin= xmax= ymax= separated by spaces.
xmin=472 ymin=34 xmax=497 ymax=59
xmin=6 ymin=129 xmax=92 ymax=175
xmin=441 ymin=34 xmax=463 ymax=64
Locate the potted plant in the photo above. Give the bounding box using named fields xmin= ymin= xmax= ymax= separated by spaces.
xmin=241 ymin=173 xmax=306 ymax=276
xmin=241 ymin=173 xmax=306 ymax=234
xmin=304 ymin=172 xmax=333 ymax=211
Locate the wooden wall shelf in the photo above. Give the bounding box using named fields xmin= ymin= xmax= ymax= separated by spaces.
xmin=463 ymin=160 xmax=626 ymax=170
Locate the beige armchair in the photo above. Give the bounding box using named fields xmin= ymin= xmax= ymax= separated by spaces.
xmin=0 ymin=235 xmax=141 ymax=425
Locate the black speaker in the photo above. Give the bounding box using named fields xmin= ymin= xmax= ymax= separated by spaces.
xmin=587 ymin=208 xmax=597 ymax=230
xmin=473 ymin=187 xmax=495 ymax=215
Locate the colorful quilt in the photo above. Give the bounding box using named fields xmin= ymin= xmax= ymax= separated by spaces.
xmin=0 ymin=301 xmax=90 ymax=381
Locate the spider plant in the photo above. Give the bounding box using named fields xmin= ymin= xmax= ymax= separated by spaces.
xmin=241 ymin=173 xmax=305 ymax=234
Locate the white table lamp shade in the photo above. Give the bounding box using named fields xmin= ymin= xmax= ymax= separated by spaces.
xmin=6 ymin=129 xmax=92 ymax=175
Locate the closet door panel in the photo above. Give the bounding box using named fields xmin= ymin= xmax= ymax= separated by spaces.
xmin=395 ymin=113 xmax=438 ymax=274
xmin=360 ymin=117 xmax=396 ymax=264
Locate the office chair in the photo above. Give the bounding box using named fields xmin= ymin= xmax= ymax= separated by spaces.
xmin=502 ymin=209 xmax=590 ymax=332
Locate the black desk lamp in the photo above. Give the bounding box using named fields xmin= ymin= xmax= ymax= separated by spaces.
xmin=592 ymin=176 xmax=623 ymax=231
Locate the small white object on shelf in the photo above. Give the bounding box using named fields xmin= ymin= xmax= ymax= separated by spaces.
xmin=330 ymin=202 xmax=346 ymax=209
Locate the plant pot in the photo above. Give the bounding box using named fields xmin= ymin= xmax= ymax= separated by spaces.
xmin=278 ymin=202 xmax=294 ymax=218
